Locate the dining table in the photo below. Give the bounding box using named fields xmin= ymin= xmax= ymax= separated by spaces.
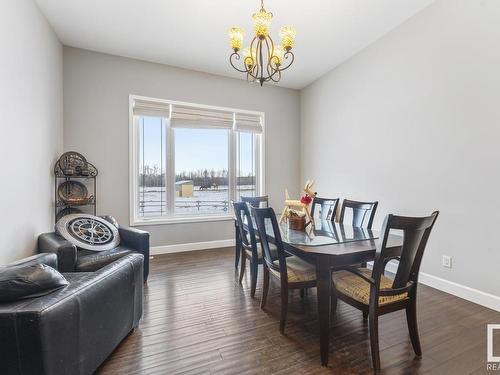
xmin=234 ymin=217 xmax=403 ymax=366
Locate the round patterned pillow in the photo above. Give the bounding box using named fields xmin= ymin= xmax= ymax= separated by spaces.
xmin=55 ymin=214 xmax=120 ymax=251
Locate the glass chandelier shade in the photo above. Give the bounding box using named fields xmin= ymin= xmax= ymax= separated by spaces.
xmin=272 ymin=45 xmax=285 ymax=66
xmin=279 ymin=26 xmax=296 ymax=50
xmin=252 ymin=10 xmax=273 ymax=38
xmin=228 ymin=0 xmax=296 ymax=86
xmin=228 ymin=27 xmax=244 ymax=50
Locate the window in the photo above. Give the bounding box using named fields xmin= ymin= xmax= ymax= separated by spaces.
xmin=129 ymin=95 xmax=264 ymax=225
xmin=174 ymin=127 xmax=229 ymax=215
xmin=138 ymin=116 xmax=166 ymax=217
xmin=236 ymin=131 xmax=258 ymax=201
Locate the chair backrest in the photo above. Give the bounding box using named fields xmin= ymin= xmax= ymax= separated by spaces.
xmin=372 ymin=211 xmax=439 ymax=290
xmin=241 ymin=195 xmax=269 ymax=208
xmin=232 ymin=201 xmax=258 ymax=258
xmin=339 ymin=199 xmax=378 ymax=229
xmin=310 ymin=197 xmax=339 ymax=221
xmin=251 ymin=207 xmax=288 ymax=277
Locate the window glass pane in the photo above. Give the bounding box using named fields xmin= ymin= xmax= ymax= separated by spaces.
xmin=174 ymin=128 xmax=229 ymax=215
xmin=236 ymin=132 xmax=257 ymax=201
xmin=138 ymin=116 xmax=166 ymax=217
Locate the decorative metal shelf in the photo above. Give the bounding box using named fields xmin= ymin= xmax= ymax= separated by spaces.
xmin=56 ymin=196 xmax=96 ymax=208
xmin=54 ymin=165 xmax=98 ymax=178
xmin=54 ymin=151 xmax=98 ymax=223
xmin=54 ymin=174 xmax=96 ymax=179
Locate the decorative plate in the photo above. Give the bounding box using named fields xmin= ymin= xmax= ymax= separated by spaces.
xmin=55 ymin=214 xmax=120 ymax=251
xmin=58 ymin=151 xmax=88 ymax=176
xmin=58 ymin=181 xmax=88 ymax=205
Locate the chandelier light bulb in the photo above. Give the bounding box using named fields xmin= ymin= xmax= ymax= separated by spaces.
xmin=228 ymin=27 xmax=244 ymax=51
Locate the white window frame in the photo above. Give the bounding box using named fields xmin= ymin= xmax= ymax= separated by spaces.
xmin=129 ymin=94 xmax=265 ymax=226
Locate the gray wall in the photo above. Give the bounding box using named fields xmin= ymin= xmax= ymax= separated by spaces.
xmin=0 ymin=0 xmax=63 ymax=264
xmin=63 ymin=47 xmax=300 ymax=247
xmin=301 ymin=0 xmax=500 ymax=296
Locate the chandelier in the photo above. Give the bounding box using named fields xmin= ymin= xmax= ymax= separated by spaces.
xmin=228 ymin=0 xmax=296 ymax=86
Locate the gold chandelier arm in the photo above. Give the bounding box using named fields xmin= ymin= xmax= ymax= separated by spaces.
xmin=266 ymin=34 xmax=274 ymax=54
xmin=243 ymin=35 xmax=260 ymax=79
xmin=246 ymin=67 xmax=259 ymax=81
xmin=267 ymin=61 xmax=281 ymax=82
xmin=257 ymin=38 xmax=266 ymax=84
xmin=246 ymin=72 xmax=256 ymax=83
xmin=229 ymin=52 xmax=251 ymax=73
xmin=245 ymin=56 xmax=260 ymax=81
xmin=269 ymin=69 xmax=281 ymax=82
xmin=261 ymin=36 xmax=278 ymax=83
xmin=276 ymin=50 xmax=295 ymax=72
xmin=264 ymin=35 xmax=275 ymax=70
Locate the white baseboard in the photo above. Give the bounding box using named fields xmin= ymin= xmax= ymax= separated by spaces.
xmin=383 ymin=262 xmax=500 ymax=312
xmin=151 ymin=239 xmax=234 ymax=255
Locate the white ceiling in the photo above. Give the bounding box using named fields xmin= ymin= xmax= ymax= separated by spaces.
xmin=35 ymin=0 xmax=434 ymax=89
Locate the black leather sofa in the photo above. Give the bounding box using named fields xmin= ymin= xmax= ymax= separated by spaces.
xmin=0 ymin=252 xmax=143 ymax=375
xmin=38 ymin=216 xmax=150 ymax=282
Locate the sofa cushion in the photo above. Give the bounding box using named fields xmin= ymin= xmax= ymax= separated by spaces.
xmin=76 ymin=246 xmax=132 ymax=272
xmin=0 ymin=264 xmax=68 ymax=302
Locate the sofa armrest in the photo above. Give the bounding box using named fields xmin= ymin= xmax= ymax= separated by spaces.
xmin=100 ymin=215 xmax=119 ymax=228
xmin=5 ymin=253 xmax=58 ymax=270
xmin=38 ymin=233 xmax=77 ymax=272
xmin=119 ymin=226 xmax=149 ymax=249
xmin=118 ymin=226 xmax=150 ymax=281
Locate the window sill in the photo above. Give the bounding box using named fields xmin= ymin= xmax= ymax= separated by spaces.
xmin=130 ymin=214 xmax=235 ymax=227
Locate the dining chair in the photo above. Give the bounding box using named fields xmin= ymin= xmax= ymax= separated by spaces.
xmin=339 ymin=199 xmax=378 ymax=229
xmin=241 ymin=195 xmax=269 ymax=208
xmin=310 ymin=196 xmax=340 ymax=221
xmin=234 ymin=196 xmax=269 ymax=269
xmin=232 ymin=201 xmax=277 ymax=298
xmin=331 ymin=211 xmax=439 ymax=372
xmin=251 ymin=206 xmax=317 ymax=334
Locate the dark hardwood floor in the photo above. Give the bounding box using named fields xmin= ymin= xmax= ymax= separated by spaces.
xmin=97 ymin=248 xmax=498 ymax=374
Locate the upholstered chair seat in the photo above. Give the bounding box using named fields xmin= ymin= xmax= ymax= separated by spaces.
xmin=245 ymin=243 xmax=278 ymax=260
xmin=333 ymin=268 xmax=408 ymax=305
xmin=270 ymin=256 xmax=316 ymax=283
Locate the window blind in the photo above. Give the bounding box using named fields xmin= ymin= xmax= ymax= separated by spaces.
xmin=133 ymin=98 xmax=171 ymax=117
xmin=234 ymin=113 xmax=263 ymax=134
xmin=170 ymin=105 xmax=234 ymax=129
xmin=133 ymin=98 xmax=263 ymax=133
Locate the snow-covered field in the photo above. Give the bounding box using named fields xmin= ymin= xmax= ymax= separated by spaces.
xmin=139 ymin=185 xmax=255 ymax=216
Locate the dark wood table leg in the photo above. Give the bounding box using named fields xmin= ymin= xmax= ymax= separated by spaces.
xmin=234 ymin=221 xmax=241 ymax=269
xmin=316 ymin=255 xmax=332 ymax=366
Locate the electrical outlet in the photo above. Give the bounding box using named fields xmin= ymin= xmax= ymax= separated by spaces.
xmin=442 ymin=255 xmax=452 ymax=269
